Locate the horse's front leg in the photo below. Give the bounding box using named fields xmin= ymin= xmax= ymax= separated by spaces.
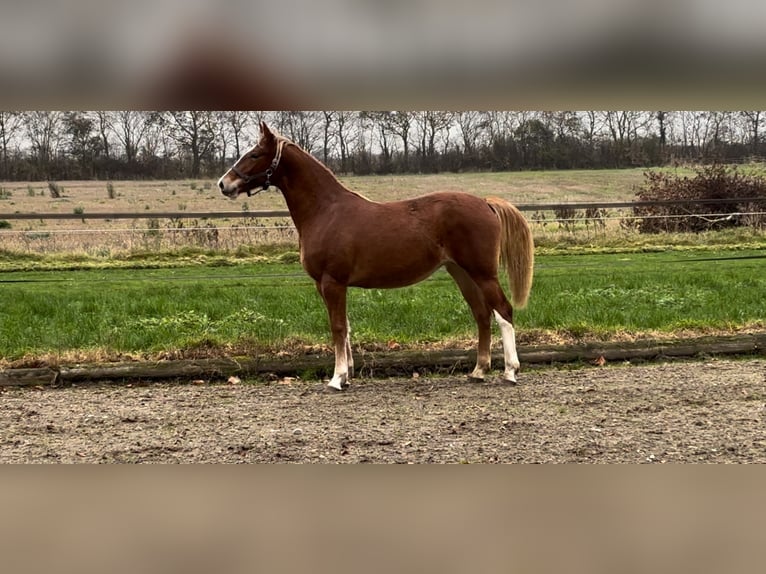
xmin=317 ymin=277 xmax=350 ymax=390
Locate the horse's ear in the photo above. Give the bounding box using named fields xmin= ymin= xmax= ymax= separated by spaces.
xmin=260 ymin=122 xmax=274 ymax=141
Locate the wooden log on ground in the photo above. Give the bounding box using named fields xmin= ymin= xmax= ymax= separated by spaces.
xmin=519 ymin=333 xmax=766 ymax=364
xmin=59 ymin=358 xmax=244 ymax=382
xmin=1 ymin=333 xmax=764 ymax=387
xmin=0 ymin=368 xmax=58 ymax=387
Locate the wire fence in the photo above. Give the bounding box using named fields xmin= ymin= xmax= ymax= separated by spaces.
xmin=2 ymin=198 xmax=765 ymax=256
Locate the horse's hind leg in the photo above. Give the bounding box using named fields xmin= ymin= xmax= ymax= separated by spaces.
xmin=345 ymin=318 xmax=354 ymax=378
xmin=445 ymin=263 xmax=492 ymax=380
xmin=316 ymin=277 xmax=350 ymax=390
xmin=493 ymin=310 xmax=520 ymax=383
xmin=474 ymin=277 xmax=520 ymax=384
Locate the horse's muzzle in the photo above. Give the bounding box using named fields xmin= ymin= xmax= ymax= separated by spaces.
xmin=218 ymin=176 xmax=240 ymax=199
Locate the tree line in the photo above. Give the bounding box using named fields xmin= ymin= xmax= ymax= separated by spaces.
xmin=1 ymin=111 xmax=765 ymax=181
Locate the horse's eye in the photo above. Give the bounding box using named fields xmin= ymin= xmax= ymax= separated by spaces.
xmin=249 ymin=152 xmax=261 ymax=160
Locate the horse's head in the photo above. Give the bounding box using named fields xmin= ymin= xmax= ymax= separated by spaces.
xmin=218 ymin=122 xmax=286 ymax=199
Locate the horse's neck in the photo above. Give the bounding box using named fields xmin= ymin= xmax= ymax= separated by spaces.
xmin=277 ymin=146 xmax=361 ymax=230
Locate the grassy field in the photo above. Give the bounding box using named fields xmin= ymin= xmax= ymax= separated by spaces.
xmin=2 ymin=168 xmax=765 ymax=364
xmin=3 ymin=167 xmax=765 ymax=258
xmin=0 ymin=168 xmax=651 ymax=215
xmin=0 ymin=169 xmax=651 ymax=257
xmin=1 ymin=249 xmax=764 ymax=365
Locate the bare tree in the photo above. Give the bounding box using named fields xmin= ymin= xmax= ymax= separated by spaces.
xmin=656 ymin=111 xmax=668 ymax=146
xmin=272 ymin=111 xmax=323 ymax=154
xmin=704 ymin=112 xmax=734 ymax=155
xmin=206 ymin=111 xmax=252 ymax=171
xmin=387 ymin=111 xmax=415 ymax=171
xmin=454 ymin=111 xmax=488 ymax=155
xmin=544 ymin=111 xmax=581 ymax=140
xmin=739 ymin=111 xmax=763 ymax=154
xmin=4 ymin=109 xmax=766 ymax=179
xmin=158 ymin=111 xmax=218 ymax=177
xmin=226 ymin=111 xmax=251 ymax=159
xmin=93 ymin=112 xmax=113 ymax=160
xmin=63 ymin=111 xmax=101 ymax=176
xmin=677 ymin=111 xmax=710 ymax=157
xmin=415 ymin=111 xmax=454 ymax=170
xmin=361 ymin=111 xmax=395 ymax=170
xmin=321 ymin=111 xmax=337 ymax=165
xmin=240 ymin=111 xmax=266 ymax=147
xmin=110 ymin=111 xmax=152 ymax=164
xmin=580 ymin=110 xmax=601 ymax=148
xmin=336 ymin=111 xmax=357 ymax=173
xmin=213 ymin=112 xmax=232 ymax=171
xmin=23 ymin=111 xmax=66 ymax=176
xmin=140 ymin=114 xmax=165 ymax=161
xmin=351 ymin=112 xmax=374 ymax=174
xmin=485 ymin=111 xmax=529 ymax=144
xmin=0 ymin=111 xmax=24 ymax=179
xmin=601 ymin=111 xmax=650 ymax=146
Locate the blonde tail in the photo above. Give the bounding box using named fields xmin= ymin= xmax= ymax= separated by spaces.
xmin=486 ymin=197 xmax=534 ymax=309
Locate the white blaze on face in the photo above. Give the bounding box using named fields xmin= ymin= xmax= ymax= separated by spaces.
xmin=218 ymin=144 xmax=259 ymax=196
xmin=216 ymin=172 xmax=230 ymax=193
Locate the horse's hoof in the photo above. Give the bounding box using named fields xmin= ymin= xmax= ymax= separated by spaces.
xmin=503 ymin=371 xmax=518 ymax=385
xmin=469 ymin=367 xmax=488 ymax=382
xmin=327 ymin=375 xmax=347 ymax=390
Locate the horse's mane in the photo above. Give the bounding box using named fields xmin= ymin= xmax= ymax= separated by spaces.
xmin=275 ymin=132 xmax=372 ymax=202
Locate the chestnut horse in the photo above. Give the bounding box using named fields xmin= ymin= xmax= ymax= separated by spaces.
xmin=218 ymin=123 xmax=534 ymax=390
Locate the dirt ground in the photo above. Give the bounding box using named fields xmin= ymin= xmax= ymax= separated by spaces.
xmin=1 ymin=358 xmax=765 ymax=463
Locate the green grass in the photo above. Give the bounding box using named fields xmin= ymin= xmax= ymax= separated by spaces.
xmin=1 ymin=249 xmax=764 ymax=362
xmin=529 ymin=251 xmax=766 ymax=334
xmin=3 ymin=168 xmax=764 ymax=363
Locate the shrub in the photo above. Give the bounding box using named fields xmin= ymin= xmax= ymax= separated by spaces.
xmin=145 ymin=218 xmax=161 ymax=238
xmin=48 ymin=181 xmax=63 ymax=198
xmin=553 ymin=205 xmax=579 ymax=233
xmin=630 ymin=164 xmax=766 ymax=233
xmin=106 ymin=181 xmax=116 ymax=199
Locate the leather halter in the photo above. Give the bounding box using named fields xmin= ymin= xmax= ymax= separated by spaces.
xmin=230 ymin=138 xmax=288 ymax=197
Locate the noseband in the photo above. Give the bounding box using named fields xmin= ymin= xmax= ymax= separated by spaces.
xmin=230 ymin=138 xmax=288 ymax=197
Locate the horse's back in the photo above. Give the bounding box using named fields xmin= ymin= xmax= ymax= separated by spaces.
xmin=300 ymin=190 xmax=503 ymax=288
xmin=341 ymin=191 xmax=500 ymax=286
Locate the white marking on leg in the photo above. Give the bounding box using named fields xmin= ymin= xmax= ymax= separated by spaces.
xmin=328 ymin=332 xmax=349 ymax=391
xmin=493 ymin=310 xmax=520 ymax=382
xmin=328 ymin=351 xmax=348 ymax=390
xmin=345 ymin=319 xmax=354 ymax=378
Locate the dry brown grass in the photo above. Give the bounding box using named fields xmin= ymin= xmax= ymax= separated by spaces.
xmin=0 ymin=170 xmax=647 ymax=257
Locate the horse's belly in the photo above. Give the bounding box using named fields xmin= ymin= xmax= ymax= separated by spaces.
xmin=347 ymin=247 xmax=443 ymax=288
xmin=306 ymin=206 xmax=450 ymax=288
